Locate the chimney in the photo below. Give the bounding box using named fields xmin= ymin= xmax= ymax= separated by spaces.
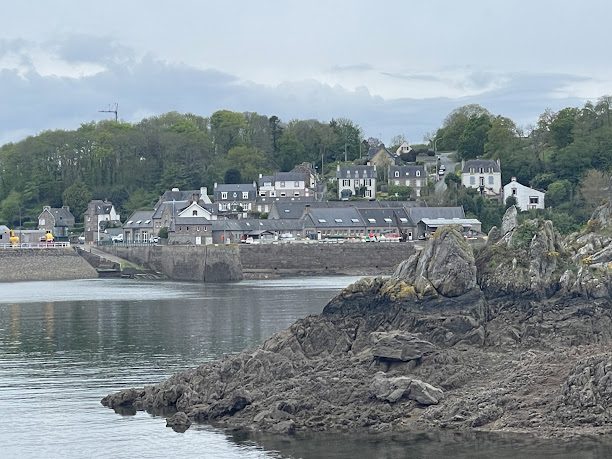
xmin=336 ymin=164 xmax=340 ymax=172
xmin=511 ymin=177 xmax=517 ymax=182
xmin=366 ymin=161 xmax=371 ymax=166
xmin=214 ymin=182 xmax=218 ymax=190
xmin=259 ymin=173 xmax=263 ymax=179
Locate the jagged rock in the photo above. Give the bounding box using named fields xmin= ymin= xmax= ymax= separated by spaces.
xmin=501 ymin=206 xmax=518 ymax=236
xmin=393 ymin=226 xmax=477 ymax=298
xmin=370 ymin=372 xmax=443 ymax=405
xmin=166 ymin=411 xmax=191 ymax=432
xmin=369 ymin=331 xmax=436 ymax=362
xmin=487 ymin=226 xmax=501 ymax=245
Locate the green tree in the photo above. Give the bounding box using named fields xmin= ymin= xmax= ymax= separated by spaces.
xmin=546 ymin=180 xmax=572 ymax=207
xmin=224 ymin=168 xmax=242 ymax=184
xmin=62 ymin=181 xmax=92 ymax=222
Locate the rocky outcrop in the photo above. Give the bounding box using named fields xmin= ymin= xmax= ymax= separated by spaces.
xmin=393 ymin=226 xmax=477 ymax=298
xmin=102 ymin=202 xmax=612 ymax=439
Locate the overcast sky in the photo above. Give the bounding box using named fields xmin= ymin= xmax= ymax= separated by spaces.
xmin=1 ymin=0 xmax=610 ymax=145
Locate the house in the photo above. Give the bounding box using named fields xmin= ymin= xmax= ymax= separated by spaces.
xmin=84 ymin=200 xmax=121 ymax=243
xmin=302 ymin=207 xmax=366 ymax=239
xmin=336 ymin=164 xmax=377 ymax=200
xmin=367 ymin=144 xmax=398 ymax=170
xmin=461 ymin=159 xmax=502 ymax=198
xmin=171 ymin=217 xmax=213 ymax=245
xmin=152 ymin=187 xmax=215 ymax=235
xmin=388 ymin=165 xmax=428 ymax=197
xmin=395 ymin=142 xmax=412 ymax=156
xmin=290 ymin=162 xmax=317 ymax=189
xmin=405 ymin=206 xmax=473 ymax=239
xmin=38 ymin=206 xmax=75 ymax=238
xmin=503 ymin=177 xmax=545 ymax=210
xmin=356 ymin=208 xmax=416 ymax=240
xmin=123 ymin=210 xmax=155 ymax=243
xmin=213 ymin=182 xmax=257 ymax=218
xmin=255 ymin=170 xmax=317 ymax=214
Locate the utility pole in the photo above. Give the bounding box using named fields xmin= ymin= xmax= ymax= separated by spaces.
xmin=98 ymin=103 xmax=118 ymax=122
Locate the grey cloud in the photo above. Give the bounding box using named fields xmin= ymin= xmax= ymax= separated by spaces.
xmin=0 ymin=56 xmax=593 ymax=146
xmin=380 ymin=71 xmax=442 ymax=83
xmin=48 ymin=35 xmax=135 ymax=64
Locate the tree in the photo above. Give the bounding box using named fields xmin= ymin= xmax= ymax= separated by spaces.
xmin=549 ymin=108 xmax=578 ymax=149
xmin=224 ymin=168 xmax=242 ymax=184
xmin=62 ymin=181 xmax=92 ymax=222
xmin=387 ymin=184 xmax=412 ymax=200
xmin=546 ymin=180 xmax=572 ymax=207
xmin=578 ymin=169 xmax=611 ymax=214
xmin=457 ymin=115 xmax=492 ymax=161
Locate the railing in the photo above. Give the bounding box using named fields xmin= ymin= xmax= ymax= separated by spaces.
xmin=0 ymin=242 xmax=72 ymax=249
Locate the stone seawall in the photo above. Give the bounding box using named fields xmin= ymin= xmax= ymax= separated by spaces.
xmin=0 ymin=248 xmax=98 ymax=282
xmin=240 ymin=242 xmax=413 ymax=277
xmin=99 ymin=242 xmax=415 ymax=281
xmin=102 ymin=245 xmax=243 ymax=282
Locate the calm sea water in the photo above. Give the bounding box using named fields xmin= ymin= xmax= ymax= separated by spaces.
xmin=0 ymin=277 xmax=610 ymax=459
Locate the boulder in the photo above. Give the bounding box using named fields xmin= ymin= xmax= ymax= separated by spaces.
xmin=166 ymin=411 xmax=191 ymax=432
xmin=370 ymin=372 xmax=444 ymax=405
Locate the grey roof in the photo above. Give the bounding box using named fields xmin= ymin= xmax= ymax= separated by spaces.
xmin=407 ymin=206 xmax=465 ymax=222
xmin=90 ymin=200 xmax=114 ymax=215
xmin=41 ymin=206 xmax=75 ymax=226
xmin=420 ymin=218 xmax=481 ymax=227
xmin=462 ymin=159 xmax=500 ymax=173
xmin=389 ymin=165 xmax=426 ymax=178
xmin=303 ymin=207 xmax=365 ymax=228
xmin=212 ymin=219 xmax=304 ymax=232
xmin=258 ymin=171 xmax=308 ymax=186
xmin=123 ymin=210 xmax=155 ymax=228
xmin=215 ymin=183 xmax=257 ymax=192
xmin=336 ymin=165 xmax=376 ymax=179
xmin=357 ymin=208 xmax=414 ymax=227
xmin=152 ymin=200 xmax=189 ymax=219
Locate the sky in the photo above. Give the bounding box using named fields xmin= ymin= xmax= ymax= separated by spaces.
xmin=1 ymin=0 xmax=610 ymax=146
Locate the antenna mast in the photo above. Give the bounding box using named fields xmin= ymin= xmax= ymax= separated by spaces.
xmin=98 ymin=103 xmax=118 ymax=122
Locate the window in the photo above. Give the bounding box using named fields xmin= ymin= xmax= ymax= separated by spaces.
xmin=145 ymin=219 xmax=151 ymax=224
xmin=383 ymin=218 xmax=392 ymax=223
xmin=280 ymin=181 xmax=285 ymax=187
xmin=399 ymin=217 xmax=408 ymax=223
xmin=351 ymin=218 xmax=360 ymax=223
xmin=343 ymin=180 xmax=350 ymax=187
xmin=193 ymin=210 xmax=198 ymax=216
xmin=470 ymin=176 xmax=476 ymax=185
xmin=416 ymin=179 xmax=421 ymax=187
xmin=233 ymin=192 xmax=237 ymax=198
xmin=479 ymin=167 xmax=484 ymax=173
xmin=196 ymin=226 xmax=201 ymax=232
xmin=294 ymin=181 xmax=299 ymax=187
xmin=318 ymin=219 xmax=327 ymax=223
xmin=365 ymin=190 xmax=372 ymax=197
xmin=284 ymin=209 xmax=290 ymax=213
xmin=294 ymin=192 xmax=300 ymax=197
xmin=394 ymin=171 xmax=400 ymax=178
xmin=136 ymin=220 xmax=142 ymax=224
xmin=529 ymin=197 xmax=539 ymax=204
xmin=242 ymin=192 xmax=249 ymax=200
xmin=394 ymin=180 xmax=400 ymax=186
xmin=512 ymin=188 xmax=517 ymax=195
xmin=260 ymin=192 xmax=266 ymax=197
xmin=127 ymin=220 xmax=133 ymax=225
xmin=480 ymin=177 xmax=485 ymax=187
xmin=280 ymin=192 xmax=286 ymax=197
xmin=416 ymin=170 xmax=421 ymax=177
xmin=334 ymin=218 xmax=343 ymax=223
xmin=368 ymin=218 xmax=376 ymax=223
xmin=221 ymin=192 xmax=227 ymax=199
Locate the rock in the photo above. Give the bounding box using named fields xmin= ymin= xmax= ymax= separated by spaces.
xmin=501 ymin=206 xmax=518 ymax=236
xmin=166 ymin=411 xmax=191 ymax=432
xmin=369 ymin=331 xmax=436 ymax=362
xmin=370 ymin=372 xmax=443 ymax=405
xmin=393 ymin=226 xmax=477 ymax=298
xmin=487 ymin=226 xmax=501 ymax=245
xmin=407 ymin=379 xmax=444 ymax=405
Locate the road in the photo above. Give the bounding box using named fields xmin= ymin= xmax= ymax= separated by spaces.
xmin=418 ymin=151 xmax=459 ymax=195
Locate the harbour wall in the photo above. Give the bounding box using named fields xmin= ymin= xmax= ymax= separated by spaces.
xmin=100 ymin=243 xmax=414 ymax=281
xmin=0 ymin=248 xmax=99 ymax=282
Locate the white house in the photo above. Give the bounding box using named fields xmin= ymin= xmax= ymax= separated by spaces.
xmin=461 ymin=159 xmax=502 ymax=197
xmin=336 ymin=163 xmax=377 ymax=200
xmin=258 ymin=171 xmax=312 ymax=199
xmin=503 ymin=177 xmax=545 ymax=210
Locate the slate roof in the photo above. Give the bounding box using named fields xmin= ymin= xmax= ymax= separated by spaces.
xmin=303 ymin=207 xmax=365 ymax=228
xmin=214 ymin=183 xmax=257 ymax=200
xmin=357 ymin=208 xmax=414 ymax=227
xmin=174 ymin=217 xmax=213 ymax=225
xmin=90 ymin=200 xmax=114 ymax=215
xmin=212 ymin=219 xmax=304 ymax=232
xmin=462 ymin=159 xmax=500 ymax=173
xmin=406 ymin=206 xmax=465 ymax=222
xmin=389 ymin=165 xmax=426 ymax=178
xmin=336 ymin=165 xmax=376 ymax=179
xmin=123 ymin=210 xmax=155 ymax=228
xmin=42 ymin=206 xmax=75 ymax=226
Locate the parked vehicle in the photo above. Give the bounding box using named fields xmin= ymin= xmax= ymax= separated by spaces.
xmin=111 ymin=234 xmax=124 ymax=243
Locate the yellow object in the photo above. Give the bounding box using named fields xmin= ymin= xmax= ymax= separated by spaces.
xmin=9 ymin=229 xmax=19 ymax=245
xmin=45 ymin=231 xmax=54 ymax=242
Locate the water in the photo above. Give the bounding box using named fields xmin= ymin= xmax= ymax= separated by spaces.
xmin=0 ymin=277 xmax=611 ymax=458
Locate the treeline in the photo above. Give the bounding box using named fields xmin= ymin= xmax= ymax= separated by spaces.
xmin=434 ymin=100 xmax=612 ymax=232
xmin=0 ymin=111 xmax=362 ymax=226
xmin=1 ymin=100 xmax=610 ymax=233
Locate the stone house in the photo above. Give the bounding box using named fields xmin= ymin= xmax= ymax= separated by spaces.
xmin=302 ymin=207 xmax=367 ymax=239
xmin=84 ymin=200 xmax=121 ymax=243
xmin=213 ymin=182 xmax=257 ymax=218
xmin=38 ymin=206 xmax=75 ymax=238
xmin=336 ymin=164 xmax=377 ymax=200
xmin=123 ymin=210 xmax=155 ymax=243
xmin=171 ymin=217 xmax=213 ymax=245
xmin=503 ymin=177 xmax=545 ymax=210
xmin=388 ymin=165 xmax=428 ymax=197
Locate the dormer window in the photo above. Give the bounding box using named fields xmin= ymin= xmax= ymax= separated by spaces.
xmin=242 ymin=192 xmax=248 ymax=200
xmin=193 ymin=210 xmax=197 ymax=216
xmin=394 ymin=171 xmax=400 ymax=178
xmin=416 ymin=170 xmax=421 ymax=177
xmin=479 ymin=167 xmax=484 ymax=173
xmin=221 ymin=192 xmax=227 ymax=199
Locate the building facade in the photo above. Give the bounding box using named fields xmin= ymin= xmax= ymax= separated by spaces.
xmin=38 ymin=206 xmax=75 ymax=238
xmin=503 ymin=177 xmax=545 ymax=210
xmin=336 ymin=164 xmax=377 ymax=200
xmin=388 ymin=165 xmax=427 ymax=197
xmin=461 ymin=159 xmax=502 ymax=198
